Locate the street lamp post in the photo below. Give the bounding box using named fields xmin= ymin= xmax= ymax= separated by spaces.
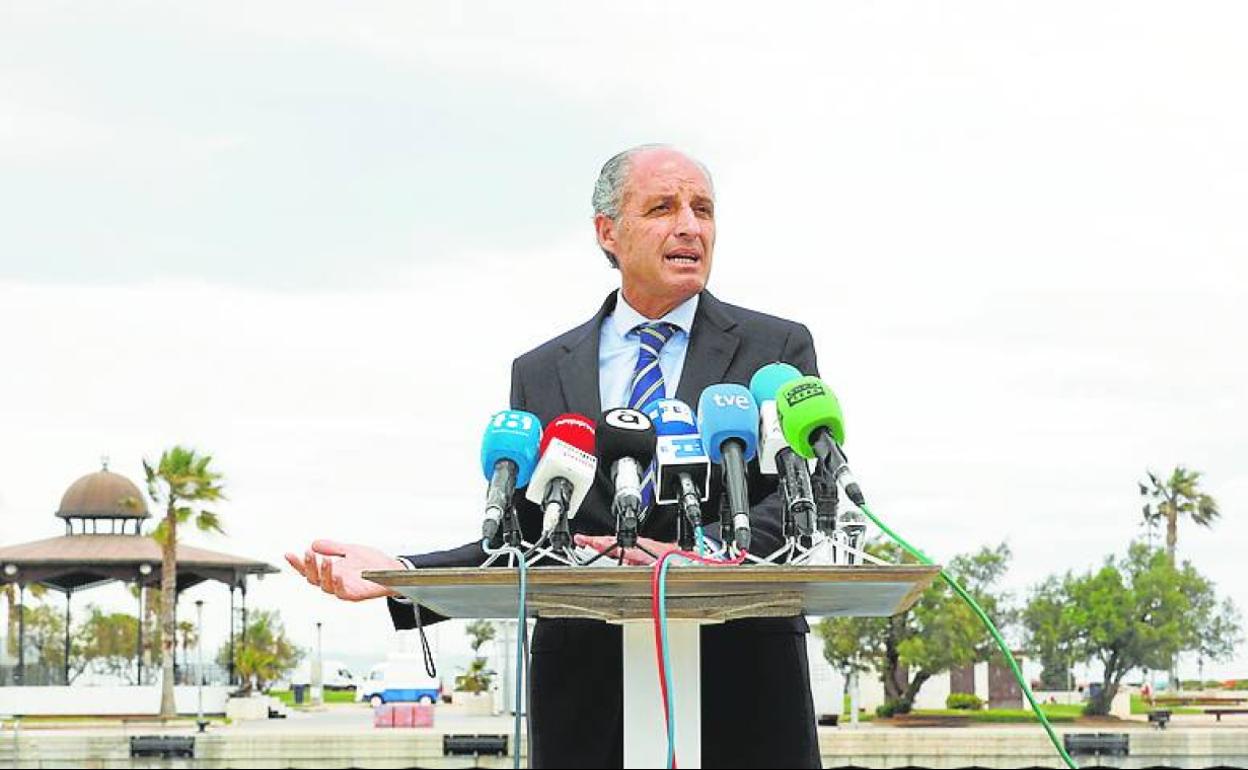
xmin=195 ymin=599 xmax=207 ymax=733
xmin=137 ymin=563 xmax=152 ymax=685
xmin=312 ymin=622 xmax=323 ymax=706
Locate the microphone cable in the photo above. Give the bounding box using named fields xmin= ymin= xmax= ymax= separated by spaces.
xmin=482 ymin=539 xmax=530 ymax=770
xmin=650 ymin=546 xmax=748 ymax=769
xmin=854 ymin=504 xmax=1079 ymax=770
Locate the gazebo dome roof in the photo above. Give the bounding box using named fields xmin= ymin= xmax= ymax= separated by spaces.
xmin=55 ymin=467 xmax=150 ymax=520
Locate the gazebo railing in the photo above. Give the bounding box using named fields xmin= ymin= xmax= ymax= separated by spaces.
xmin=0 ymin=663 xmax=232 ymax=687
xmin=0 ymin=664 xmax=68 ymax=686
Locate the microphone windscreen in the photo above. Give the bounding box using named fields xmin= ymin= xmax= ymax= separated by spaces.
xmin=775 ymin=376 xmax=846 ymax=459
xmin=697 ymin=384 xmax=760 ymax=462
xmin=481 ymin=410 xmax=542 ymax=487
xmin=540 ymin=413 xmax=597 ymax=455
xmin=646 ymin=398 xmax=698 ymax=436
xmin=597 ymin=408 xmax=656 ymax=468
xmin=749 ymin=362 xmax=803 ymax=406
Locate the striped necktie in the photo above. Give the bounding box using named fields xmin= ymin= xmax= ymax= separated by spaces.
xmin=628 ymin=321 xmax=678 ymax=508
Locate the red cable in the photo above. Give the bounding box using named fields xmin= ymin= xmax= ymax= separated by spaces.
xmin=650 ymin=546 xmax=747 ymax=769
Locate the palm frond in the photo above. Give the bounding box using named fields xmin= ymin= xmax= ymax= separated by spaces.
xmin=151 ymin=518 xmax=172 ymax=546
xmin=196 ymin=511 xmax=225 ymax=535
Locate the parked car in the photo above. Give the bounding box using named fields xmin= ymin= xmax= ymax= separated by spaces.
xmin=356 ymin=654 xmax=442 ymax=707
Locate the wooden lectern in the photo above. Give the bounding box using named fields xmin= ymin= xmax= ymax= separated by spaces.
xmin=367 ymin=564 xmax=939 ymax=768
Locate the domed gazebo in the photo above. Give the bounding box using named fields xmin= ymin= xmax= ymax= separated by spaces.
xmin=0 ymin=462 xmax=277 ymax=686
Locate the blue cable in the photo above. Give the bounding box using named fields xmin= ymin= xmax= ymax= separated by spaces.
xmin=658 ymin=554 xmax=681 ymax=769
xmin=514 ymin=549 xmax=527 ymax=769
xmin=484 ymin=539 xmax=527 ymax=770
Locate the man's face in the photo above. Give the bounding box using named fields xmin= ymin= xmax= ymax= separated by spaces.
xmin=596 ymin=149 xmax=715 ymax=315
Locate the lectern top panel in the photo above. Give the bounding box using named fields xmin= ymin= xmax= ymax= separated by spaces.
xmin=365 ymin=564 xmax=940 ymax=622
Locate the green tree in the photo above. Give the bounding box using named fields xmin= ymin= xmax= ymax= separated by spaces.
xmin=143 ymin=446 xmax=225 ymax=717
xmin=455 ymin=620 xmax=497 ymax=693
xmin=13 ymin=599 xmax=89 ymax=683
xmin=1139 ymin=466 xmax=1219 ymax=564
xmin=214 ymin=609 xmax=303 ymax=694
xmin=4 ymin=583 xmax=48 ymax=659
xmin=77 ymin=607 xmax=141 ymax=683
xmin=1030 ymin=542 xmax=1241 ymax=715
xmin=1023 ymin=576 xmax=1079 ymax=690
xmin=817 ymin=542 xmax=1013 ymax=714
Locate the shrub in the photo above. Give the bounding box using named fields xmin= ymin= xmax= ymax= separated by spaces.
xmin=875 ymin=700 xmax=901 ymax=718
xmin=946 ymin=693 xmax=984 ymax=710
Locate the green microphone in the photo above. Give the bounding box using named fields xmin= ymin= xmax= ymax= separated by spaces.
xmin=775 ymin=376 xmax=865 ymax=506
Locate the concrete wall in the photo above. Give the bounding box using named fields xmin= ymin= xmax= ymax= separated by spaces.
xmin=0 ymin=685 xmax=231 ymax=716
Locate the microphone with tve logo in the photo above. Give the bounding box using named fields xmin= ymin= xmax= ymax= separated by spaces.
xmin=525 ymin=413 xmax=598 ymax=550
xmin=697 ymin=384 xmax=759 ymax=551
xmin=775 ymin=376 xmax=865 ymax=507
xmin=750 ymin=363 xmax=819 ymax=537
xmin=646 ymin=399 xmax=711 ymax=535
xmin=479 ymin=410 xmax=542 ymax=544
xmin=596 ymin=408 xmax=656 ymax=548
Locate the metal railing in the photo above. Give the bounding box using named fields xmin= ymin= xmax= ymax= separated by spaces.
xmin=0 ymin=663 xmax=231 ymax=687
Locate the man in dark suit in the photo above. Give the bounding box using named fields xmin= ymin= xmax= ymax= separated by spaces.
xmin=287 ymin=145 xmax=823 ymax=768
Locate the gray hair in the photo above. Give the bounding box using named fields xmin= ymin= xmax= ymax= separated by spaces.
xmin=592 ymin=144 xmax=714 ymax=268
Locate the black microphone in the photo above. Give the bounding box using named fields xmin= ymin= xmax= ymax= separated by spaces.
xmin=597 ymin=408 xmax=657 ymax=547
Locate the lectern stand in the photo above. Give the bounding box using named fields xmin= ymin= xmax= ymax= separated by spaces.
xmin=366 ymin=564 xmax=939 ymax=769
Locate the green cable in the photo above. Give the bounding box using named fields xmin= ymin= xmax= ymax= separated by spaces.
xmin=857 ymin=503 xmax=1079 ymax=770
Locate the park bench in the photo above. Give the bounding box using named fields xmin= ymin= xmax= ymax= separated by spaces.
xmin=1063 ymin=733 xmax=1130 ymax=757
xmin=1147 ymin=709 xmax=1170 ymax=728
xmin=130 ymin=736 xmax=195 ymax=759
xmin=1207 ymin=708 xmax=1248 ymax=722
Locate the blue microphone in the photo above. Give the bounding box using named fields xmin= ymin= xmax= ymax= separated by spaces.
xmin=750 ymin=363 xmax=819 ymax=536
xmin=646 ymin=398 xmax=711 ymax=528
xmin=480 ymin=410 xmax=542 ymax=541
xmin=698 ymin=384 xmax=760 ymax=550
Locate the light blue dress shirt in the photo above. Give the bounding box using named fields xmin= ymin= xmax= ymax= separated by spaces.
xmin=598 ymin=292 xmax=700 ymax=410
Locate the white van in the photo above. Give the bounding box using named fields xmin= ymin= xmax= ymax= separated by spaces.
xmin=288 ymin=660 xmax=359 ymax=691
xmin=356 ymin=654 xmax=443 ymax=707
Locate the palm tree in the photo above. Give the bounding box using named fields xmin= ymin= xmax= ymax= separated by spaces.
xmin=177 ymin=619 xmax=198 ymax=683
xmin=1139 ymin=466 xmax=1219 ymax=564
xmin=144 ymin=446 xmax=225 ymax=718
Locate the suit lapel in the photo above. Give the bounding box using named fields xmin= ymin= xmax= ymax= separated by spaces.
xmin=555 ymin=291 xmax=615 ymax=418
xmin=675 ymin=291 xmax=740 ymax=405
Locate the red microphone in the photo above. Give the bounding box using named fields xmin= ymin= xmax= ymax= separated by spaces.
xmin=526 ymin=414 xmax=599 ymax=546
xmin=539 ymin=413 xmax=596 ymax=455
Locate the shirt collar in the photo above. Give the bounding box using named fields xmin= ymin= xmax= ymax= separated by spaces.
xmin=610 ymin=291 xmax=700 ymax=339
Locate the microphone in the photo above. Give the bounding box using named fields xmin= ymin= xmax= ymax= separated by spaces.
xmin=524 ymin=413 xmax=598 ymax=548
xmin=645 ymin=399 xmax=711 ymax=531
xmin=596 ymin=408 xmax=656 ymax=546
xmin=774 ymin=376 xmax=865 ymax=506
xmin=697 ymin=384 xmax=759 ymax=551
xmin=479 ymin=410 xmax=542 ymax=542
xmin=749 ymin=363 xmax=817 ymax=536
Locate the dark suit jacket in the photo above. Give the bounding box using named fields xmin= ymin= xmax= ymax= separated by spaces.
xmin=389 ymin=289 xmax=822 ymax=768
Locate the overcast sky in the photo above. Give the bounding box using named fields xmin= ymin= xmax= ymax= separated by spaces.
xmin=2 ymin=1 xmax=1245 ymax=680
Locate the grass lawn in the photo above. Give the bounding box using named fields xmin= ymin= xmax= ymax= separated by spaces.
xmin=910 ymin=705 xmax=1081 ymax=723
xmin=1130 ymin=693 xmax=1202 ymax=715
xmin=268 ymin=689 xmax=360 ymax=706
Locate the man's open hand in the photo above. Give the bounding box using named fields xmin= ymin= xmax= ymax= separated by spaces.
xmin=573 ymin=533 xmax=679 ymax=565
xmin=284 ymin=540 xmax=406 ymax=602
